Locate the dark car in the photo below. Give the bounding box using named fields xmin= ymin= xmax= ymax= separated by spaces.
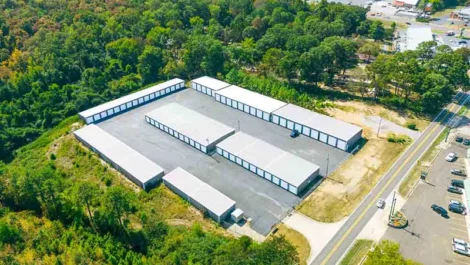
xmin=448 ymin=185 xmax=464 ymax=194
xmin=449 ymin=204 xmax=465 ymax=214
xmin=451 ymin=169 xmax=466 ymax=177
xmin=406 ymin=22 xmax=411 ymax=25
xmin=459 ymin=40 xmax=468 ymax=45
xmin=456 ymin=136 xmax=464 ymax=143
xmin=464 ymin=139 xmax=470 ymax=145
xmin=432 ymin=204 xmax=448 ymax=217
xmin=452 ymin=179 xmax=465 ymax=189
xmin=290 ymin=129 xmax=299 ymax=138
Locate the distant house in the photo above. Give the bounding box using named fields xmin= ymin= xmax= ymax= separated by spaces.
xmin=392 ymin=0 xmax=419 ymax=8
xmin=451 ymin=8 xmax=470 ymax=20
xmin=424 ymin=3 xmax=433 ymax=12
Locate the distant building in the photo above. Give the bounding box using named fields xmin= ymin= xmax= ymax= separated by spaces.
xmin=424 ymin=3 xmax=433 ymax=12
xmin=450 ymin=8 xmax=470 ymax=20
xmin=397 ymin=27 xmax=434 ymax=51
xmin=392 ymin=0 xmax=419 ymax=8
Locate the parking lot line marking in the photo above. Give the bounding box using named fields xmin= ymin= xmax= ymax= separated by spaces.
xmin=451 ymin=222 xmax=468 ymax=229
xmin=450 ymin=226 xmax=469 ymax=233
xmin=451 ymin=233 xmax=468 ymax=238
xmin=318 ymin=96 xmax=468 ymax=265
xmin=452 ymin=258 xmax=470 ymax=265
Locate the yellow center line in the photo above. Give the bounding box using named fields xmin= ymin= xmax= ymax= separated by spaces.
xmin=320 ymin=101 xmax=463 ymax=265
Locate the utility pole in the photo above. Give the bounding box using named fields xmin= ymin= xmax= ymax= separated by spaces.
xmin=377 ymin=117 xmax=383 ymax=138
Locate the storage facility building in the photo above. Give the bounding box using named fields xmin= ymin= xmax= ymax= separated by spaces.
xmin=145 ymin=103 xmax=235 ymax=153
xmin=79 ymin=78 xmax=185 ymax=124
xmin=215 ymin=85 xmax=287 ymax=121
xmin=272 ymin=104 xmax=362 ymax=151
xmin=163 ymin=167 xmax=236 ymax=223
xmin=191 ymin=76 xmax=231 ymax=97
xmin=216 ymin=132 xmax=320 ymax=195
xmin=74 ymin=125 xmax=165 ymax=190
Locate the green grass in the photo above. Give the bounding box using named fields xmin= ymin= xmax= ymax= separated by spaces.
xmin=340 ymin=239 xmax=374 ymax=265
xmin=458 ymin=106 xmax=468 ymax=116
xmin=398 ymin=128 xmax=449 ymax=197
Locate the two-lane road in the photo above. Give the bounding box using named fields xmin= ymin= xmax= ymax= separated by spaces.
xmin=311 ymin=92 xmax=470 ymax=265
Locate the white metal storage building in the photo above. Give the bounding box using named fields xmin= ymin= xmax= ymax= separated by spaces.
xmin=191 ymin=76 xmax=231 ymax=97
xmin=272 ymin=104 xmax=362 ymax=151
xmin=163 ymin=167 xmax=236 ymax=223
xmin=216 ymin=132 xmax=320 ymax=195
xmin=215 ymin=85 xmax=287 ymax=121
xmin=145 ymin=103 xmax=235 ymax=153
xmin=78 ymin=78 xmax=185 ymax=124
xmin=74 ymin=125 xmax=165 ymax=190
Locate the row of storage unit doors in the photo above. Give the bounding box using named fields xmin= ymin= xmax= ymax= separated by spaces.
xmin=192 ymin=82 xmax=217 ymax=97
xmin=85 ymin=83 xmax=184 ymax=124
xmin=145 ymin=116 xmax=208 ymax=153
xmin=215 ymin=94 xmax=271 ymax=121
xmin=216 ymin=146 xmax=299 ymax=195
xmin=271 ymin=114 xmax=348 ymax=151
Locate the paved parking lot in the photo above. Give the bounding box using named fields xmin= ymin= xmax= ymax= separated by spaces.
xmin=97 ymin=88 xmax=349 ymax=235
xmin=382 ymin=141 xmax=470 ymax=265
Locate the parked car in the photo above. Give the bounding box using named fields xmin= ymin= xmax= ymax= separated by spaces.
xmin=464 ymin=139 xmax=470 ymax=145
xmin=376 ymin=198 xmax=385 ymax=209
xmin=451 ymin=179 xmax=465 ymax=189
xmin=453 ymin=243 xmax=470 ymax=256
xmin=406 ymin=22 xmax=411 ymax=25
xmin=449 ymin=203 xmax=465 ymax=214
xmin=450 ymin=200 xmax=465 ymax=209
xmin=453 ymin=238 xmax=470 ymax=247
xmin=459 ymin=40 xmax=468 ymax=45
xmin=431 ymin=204 xmax=448 ymax=217
xmin=290 ymin=129 xmax=299 ymax=138
xmin=448 ymin=186 xmax=463 ymax=194
xmin=446 ymin=153 xmax=457 ymax=162
xmin=456 ymin=136 xmax=463 ymax=142
xmin=451 ymin=168 xmax=466 ymax=176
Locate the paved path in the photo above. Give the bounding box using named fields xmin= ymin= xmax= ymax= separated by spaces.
xmin=310 ymin=92 xmax=470 ymax=265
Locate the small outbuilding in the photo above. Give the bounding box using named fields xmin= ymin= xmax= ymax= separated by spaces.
xmin=79 ymin=78 xmax=185 ymax=124
xmin=191 ymin=76 xmax=231 ymax=97
xmin=272 ymin=104 xmax=362 ymax=151
xmin=216 ymin=132 xmax=320 ymax=195
xmin=145 ymin=103 xmax=235 ymax=153
xmin=74 ymin=125 xmax=165 ymax=190
xmin=215 ymin=85 xmax=287 ymax=121
xmin=163 ymin=167 xmax=236 ymax=223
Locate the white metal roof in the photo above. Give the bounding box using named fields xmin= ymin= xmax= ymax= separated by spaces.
xmin=405 ymin=27 xmax=434 ymax=51
xmin=74 ymin=125 xmax=164 ymax=184
xmin=163 ymin=167 xmax=236 ymax=216
xmin=216 ymin=85 xmax=287 ymax=113
xmin=191 ymin=76 xmax=231 ymax=91
xmin=400 ymin=0 xmax=419 ymax=6
xmin=459 ymin=8 xmax=470 ymax=16
xmin=216 ymin=132 xmax=320 ymax=187
xmin=146 ymin=103 xmax=235 ymax=146
xmin=79 ymin=78 xmax=184 ymax=118
xmin=273 ymin=104 xmax=362 ymax=142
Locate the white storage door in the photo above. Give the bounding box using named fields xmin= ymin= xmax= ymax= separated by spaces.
xmin=288 ymin=185 xmax=298 ymax=194
xmin=178 ymin=134 xmax=184 ymax=141
xmin=126 ymin=102 xmax=132 ymax=108
xmin=263 ymin=112 xmax=270 ymax=121
xmin=221 ymin=96 xmax=226 ymax=104
xmin=190 ymin=139 xmax=195 ymax=147
xmin=256 ymin=110 xmax=263 ymax=119
xmin=216 ymin=147 xmax=222 ymax=155
xmin=280 ymin=180 xmax=288 ymax=190
xmin=337 ymin=140 xmax=347 ymax=150
xmin=144 ymin=95 xmax=149 ymax=101
xmin=232 ymin=100 xmax=237 ymax=108
xmin=242 ymin=161 xmax=249 ymax=169
xmin=202 ymin=86 xmax=207 ymax=94
xmin=249 ymin=164 xmax=256 ymax=173
xmin=244 ymin=105 xmax=250 ymax=113
xmin=216 ymin=94 xmax=221 ymax=101
xmin=107 ymin=109 xmax=114 ymax=116
xmin=120 ymin=104 xmax=127 ymax=111
xmin=257 ymin=168 xmax=264 ymax=177
xmin=192 ymin=82 xmax=196 ymax=89
xmin=150 ymin=119 xmax=155 ymax=125
xmin=138 ymin=97 xmax=144 ymax=104
xmin=265 ymin=172 xmax=272 ymax=181
xmin=287 ymin=121 xmax=294 ymax=130
xmin=171 ymin=85 xmax=175 ymax=91
xmin=229 ymin=154 xmax=235 ymax=162
xmin=132 ymin=100 xmax=138 ymax=106
xmin=201 ymin=146 xmax=207 ymax=153
xmin=223 ymin=150 xmax=229 ymax=158
xmin=93 ymin=114 xmax=101 ymax=122
xmin=302 ymin=126 xmax=311 ymax=136
xmin=114 ymin=107 xmax=120 ymax=113
xmin=165 ymin=87 xmax=170 ymax=93
xmin=328 ymin=136 xmax=337 ymax=147
xmin=294 ymin=123 xmax=302 ymax=131
xmin=272 ymin=176 xmax=280 ymax=185
xmin=319 ymin=133 xmax=328 ymax=143
xmin=149 ymin=93 xmax=155 ymax=100
xmin=207 ymin=88 xmax=212 ymax=96
xmin=280 ymin=118 xmax=287 ymax=127
xmin=86 ymin=117 xmax=94 ymax=124
xmin=155 ymin=91 xmax=161 ymax=97
xmin=197 ymin=84 xmax=201 ymax=91
xmin=145 ymin=116 xmax=150 ymax=123
xmin=236 ymin=157 xmax=242 ymax=165
xmin=101 ymin=111 xmax=107 ymax=118
xmin=195 ymin=142 xmax=200 ymax=149
xmin=250 ymin=107 xmax=256 ymax=115
xmin=272 ymin=115 xmax=279 ymax=124
xmin=226 ymin=98 xmax=232 ymax=106
xmin=311 ymin=129 xmax=319 ymax=139
xmin=237 ymin=102 xmax=243 ymax=111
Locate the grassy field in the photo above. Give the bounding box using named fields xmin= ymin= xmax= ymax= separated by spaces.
xmin=275 ymin=224 xmax=311 ymax=265
xmin=298 ymin=138 xmax=410 ymax=222
xmin=398 ymin=128 xmax=449 ymax=197
xmin=340 ymin=239 xmax=374 ymax=265
xmin=432 ymin=6 xmax=465 ymax=17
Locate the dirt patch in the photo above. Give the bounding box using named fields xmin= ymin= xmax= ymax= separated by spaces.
xmin=274 ymin=224 xmax=311 ymax=265
xmin=298 ymin=139 xmax=409 ymax=222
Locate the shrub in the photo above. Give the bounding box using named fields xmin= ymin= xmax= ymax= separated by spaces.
xmin=406 ymin=122 xmax=417 ymax=131
xmin=387 ymin=133 xmax=411 ymax=144
xmin=50 ymin=153 xmax=56 ymax=160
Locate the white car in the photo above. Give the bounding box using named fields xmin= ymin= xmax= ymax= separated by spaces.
xmin=453 ymin=238 xmax=470 ymax=247
xmin=446 ymin=153 xmax=457 ymax=162
xmin=376 ymin=198 xmax=385 ymax=208
xmin=453 ymin=243 xmax=470 ymax=256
